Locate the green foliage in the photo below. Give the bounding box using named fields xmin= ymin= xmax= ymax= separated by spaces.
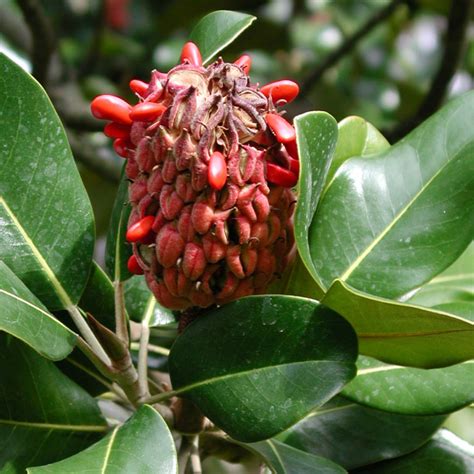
xmin=0 ymin=7 xmax=472 ymax=474
xmin=0 ymin=336 xmax=106 ymax=473
xmin=169 ymin=296 xmax=357 ymax=442
xmin=0 ymin=54 xmax=95 ymax=311
xmin=28 ymin=406 xmax=177 ymax=473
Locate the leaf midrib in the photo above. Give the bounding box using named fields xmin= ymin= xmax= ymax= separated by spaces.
xmin=339 ymin=147 xmax=466 ymax=282
xmin=173 ymin=359 xmax=351 ymax=395
xmin=0 ymin=419 xmax=107 ymax=432
xmin=0 ymin=289 xmax=72 ymax=333
xmin=0 ymin=198 xmax=72 ymax=307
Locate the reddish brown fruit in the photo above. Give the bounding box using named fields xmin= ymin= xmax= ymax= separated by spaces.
xmin=208 ymin=151 xmax=227 ymax=190
xmin=180 ymin=42 xmax=202 ymax=66
xmin=260 ymin=80 xmax=299 ymax=104
xmin=265 ymin=114 xmax=296 ymax=143
xmin=126 ymin=215 xmax=155 ymax=242
xmin=91 ymin=95 xmax=132 ymax=125
xmin=127 ymin=255 xmax=144 ymax=275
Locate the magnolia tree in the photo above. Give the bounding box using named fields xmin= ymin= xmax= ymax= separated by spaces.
xmin=0 ymin=10 xmax=473 ymax=474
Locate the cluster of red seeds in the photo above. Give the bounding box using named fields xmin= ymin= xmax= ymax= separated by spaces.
xmin=91 ymin=42 xmax=300 ymax=309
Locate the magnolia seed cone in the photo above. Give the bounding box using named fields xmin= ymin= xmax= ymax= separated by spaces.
xmin=93 ymin=44 xmax=299 ymax=310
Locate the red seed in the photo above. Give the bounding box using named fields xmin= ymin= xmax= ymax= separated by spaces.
xmin=180 ymin=41 xmax=202 ymax=66
xmin=127 ymin=255 xmax=144 ymax=275
xmin=260 ymin=80 xmax=299 ymax=104
xmin=126 ymin=215 xmax=155 ymax=243
xmin=266 ymin=163 xmax=298 ymax=187
xmin=284 ymin=138 xmax=298 ymax=159
xmin=288 ymin=157 xmax=300 ymax=175
xmin=265 ymin=113 xmax=296 ymax=143
xmin=129 ymin=79 xmax=149 ymax=96
xmin=234 ymin=54 xmax=252 ymax=74
xmin=208 ymin=151 xmax=227 ymax=190
xmin=104 ymin=122 xmax=131 ymax=139
xmin=113 ymin=138 xmax=131 ymax=158
xmin=90 ymin=95 xmax=132 ymax=125
xmin=130 ymin=102 xmax=166 ymax=122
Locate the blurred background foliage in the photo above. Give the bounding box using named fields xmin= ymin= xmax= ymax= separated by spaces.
xmin=0 ymin=0 xmax=473 ymax=456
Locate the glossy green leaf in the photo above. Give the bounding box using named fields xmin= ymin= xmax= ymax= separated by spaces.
xmin=409 ymin=242 xmax=474 ymax=308
xmin=353 ymin=430 xmax=474 ymax=473
xmin=189 ymin=11 xmax=256 ymax=64
xmin=323 ymin=280 xmax=474 ymax=368
xmin=169 ymin=296 xmax=357 ymax=442
xmin=28 ymin=405 xmax=177 ymax=473
xmin=342 ymin=356 xmax=474 ymax=415
xmin=294 ymin=112 xmax=338 ymax=300
xmin=0 ymin=336 xmax=106 ymax=473
xmin=310 ymin=92 xmax=474 ymax=299
xmin=434 ymin=302 xmax=474 ymax=320
xmin=78 ymin=261 xmax=115 ymax=330
xmin=277 ymin=396 xmax=444 ymax=470
xmin=0 ymin=261 xmax=76 ymax=360
xmin=0 ymin=54 xmax=95 ymax=310
xmin=326 ymin=116 xmax=390 ymax=186
xmin=267 ymin=253 xmax=322 ymax=299
xmin=105 ymin=166 xmax=132 ymax=282
xmin=246 ymin=439 xmax=346 ymax=474
xmin=124 ymin=276 xmax=175 ymax=326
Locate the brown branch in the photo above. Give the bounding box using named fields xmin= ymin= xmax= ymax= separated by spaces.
xmin=79 ymin=0 xmax=107 ymax=78
xmin=300 ymin=0 xmax=409 ymax=95
xmin=386 ymin=0 xmax=473 ymax=141
xmin=15 ymin=0 xmax=55 ymax=85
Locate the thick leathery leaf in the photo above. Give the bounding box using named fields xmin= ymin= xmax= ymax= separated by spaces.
xmin=0 ymin=261 xmax=76 ymax=360
xmin=0 ymin=53 xmax=94 ymax=310
xmin=105 ymin=166 xmax=132 ymax=281
xmin=294 ymin=112 xmax=338 ymax=300
xmin=353 ymin=430 xmax=474 ymax=473
xmin=326 ymin=116 xmax=390 ymax=186
xmin=310 ymin=92 xmax=474 ymax=299
xmin=124 ymin=276 xmax=175 ymax=326
xmin=276 ymin=396 xmax=445 ymax=469
xmin=169 ymin=296 xmax=357 ymax=442
xmin=189 ymin=11 xmax=256 ymax=64
xmin=246 ymin=440 xmax=346 ymax=474
xmin=323 ymin=280 xmax=474 ymax=368
xmin=409 ymin=242 xmax=474 ymax=308
xmin=342 ymin=356 xmax=474 ymax=415
xmin=78 ymin=261 xmax=115 ymax=330
xmin=0 ymin=336 xmax=106 ymax=473
xmin=28 ymin=406 xmax=177 ymax=473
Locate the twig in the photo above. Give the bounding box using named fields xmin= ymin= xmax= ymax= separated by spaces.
xmin=15 ymin=0 xmax=55 ymax=84
xmin=178 ymin=437 xmax=194 ymax=474
xmin=114 ymin=280 xmax=129 ymax=345
xmin=67 ymin=305 xmax=112 ymax=366
xmin=131 ymin=341 xmax=171 ymax=357
xmin=144 ymin=388 xmax=180 ymax=405
xmin=190 ymin=436 xmax=202 ymax=474
xmin=386 ymin=0 xmax=473 ymax=141
xmin=79 ymin=0 xmax=107 ymax=78
xmin=300 ymin=0 xmax=409 ymax=95
xmin=137 ymin=324 xmax=151 ymax=398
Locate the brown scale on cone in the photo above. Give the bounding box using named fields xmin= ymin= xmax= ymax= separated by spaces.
xmin=91 ymin=43 xmax=300 ymax=310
